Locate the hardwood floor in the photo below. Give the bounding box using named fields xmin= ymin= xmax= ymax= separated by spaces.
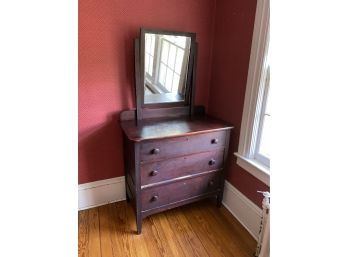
xmin=78 ymin=199 xmax=257 ymax=257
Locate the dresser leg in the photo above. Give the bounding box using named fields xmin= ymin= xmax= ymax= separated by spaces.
xmin=136 ymin=213 xmax=142 ymax=234
xmin=217 ymin=193 xmax=223 ymax=208
xmin=126 ymin=191 xmax=130 ymax=202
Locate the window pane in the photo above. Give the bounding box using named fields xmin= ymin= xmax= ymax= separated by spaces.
xmin=163 ymin=35 xmax=188 ymax=48
xmin=168 ymin=44 xmax=176 ymax=69
xmin=165 ymin=69 xmax=174 ymax=91
xmin=145 ymin=34 xmax=150 ymax=53
xmin=175 ymin=36 xmax=187 ymax=48
xmin=150 ymin=35 xmax=155 ymax=55
xmin=172 ymin=74 xmax=180 ymax=93
xmin=161 ymin=41 xmax=169 ymax=63
xmin=159 ymin=64 xmax=166 ymax=85
xmin=148 ymin=56 xmax=153 ymax=76
xmin=175 ymin=48 xmax=184 ymax=74
xmin=258 ymin=114 xmax=270 ymax=158
xmin=145 ymin=54 xmax=149 ymax=73
xmin=258 ymin=68 xmax=270 ymax=159
xmin=264 ymin=68 xmax=271 ymax=115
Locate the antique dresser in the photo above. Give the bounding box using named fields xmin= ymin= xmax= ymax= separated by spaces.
xmin=120 ymin=28 xmax=233 ymax=234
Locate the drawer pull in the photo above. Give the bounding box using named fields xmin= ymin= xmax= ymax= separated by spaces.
xmin=151 ymin=195 xmax=159 ymax=202
xmin=150 ymin=170 xmax=159 ymax=176
xmin=151 ymin=148 xmax=160 ymax=154
xmin=209 ymin=180 xmax=215 ymax=186
xmin=211 ymin=138 xmax=219 ymax=144
xmin=209 ymin=159 xmax=216 ymax=165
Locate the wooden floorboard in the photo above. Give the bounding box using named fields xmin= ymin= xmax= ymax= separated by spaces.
xmin=78 ymin=199 xmax=257 ymax=257
xmin=166 ymin=207 xmax=210 ymax=257
xmin=181 ymin=202 xmax=235 ymax=257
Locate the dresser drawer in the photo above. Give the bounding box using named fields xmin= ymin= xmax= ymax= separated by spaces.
xmin=141 ymin=149 xmax=224 ymax=186
xmin=140 ymin=130 xmax=226 ymax=162
xmin=141 ymin=171 xmax=220 ymax=211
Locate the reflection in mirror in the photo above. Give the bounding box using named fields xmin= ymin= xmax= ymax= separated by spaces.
xmin=144 ymin=33 xmax=191 ymax=104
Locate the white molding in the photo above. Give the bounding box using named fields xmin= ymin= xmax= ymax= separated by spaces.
xmin=222 ymin=180 xmax=262 ymax=240
xmin=78 ymin=176 xmax=126 ymax=210
xmin=238 ymin=0 xmax=269 ymax=158
xmin=237 ymin=0 xmax=270 ymax=185
xmin=235 ymin=153 xmax=270 ymax=186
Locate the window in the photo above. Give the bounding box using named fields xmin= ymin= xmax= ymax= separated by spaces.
xmin=235 ymin=0 xmax=270 ymax=186
xmin=158 ymin=36 xmax=186 ymax=93
xmin=255 ymin=64 xmax=270 ymax=167
xmin=144 ymin=33 xmax=156 ymax=78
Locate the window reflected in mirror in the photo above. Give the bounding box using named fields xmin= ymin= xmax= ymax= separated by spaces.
xmin=144 ymin=33 xmax=191 ymax=104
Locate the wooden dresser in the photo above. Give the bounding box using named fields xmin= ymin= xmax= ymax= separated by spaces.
xmin=120 ymin=28 xmax=233 ymax=233
xmin=120 ymin=115 xmax=233 ymax=234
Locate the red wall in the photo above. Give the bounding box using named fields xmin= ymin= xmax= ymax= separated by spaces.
xmin=207 ymin=0 xmax=270 ymax=207
xmin=78 ymin=0 xmax=217 ymax=184
xmin=79 ymin=0 xmax=269 ymax=207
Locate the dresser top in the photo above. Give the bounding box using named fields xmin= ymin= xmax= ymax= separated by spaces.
xmin=120 ymin=115 xmax=233 ymax=142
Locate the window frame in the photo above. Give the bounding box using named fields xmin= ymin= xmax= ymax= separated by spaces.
xmin=235 ymin=0 xmax=270 ymax=186
xmin=254 ymin=65 xmax=270 ymax=167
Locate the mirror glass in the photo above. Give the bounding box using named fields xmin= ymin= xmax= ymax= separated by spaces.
xmin=143 ymin=33 xmax=191 ymax=104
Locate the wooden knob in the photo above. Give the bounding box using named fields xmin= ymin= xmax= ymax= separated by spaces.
xmin=151 ymin=148 xmax=160 ymax=154
xmin=209 ymin=159 xmax=216 ymax=165
xmin=151 ymin=195 xmax=158 ymax=201
xmin=209 ymin=181 xmax=214 ymax=186
xmin=211 ymin=138 xmax=219 ymax=144
xmin=150 ymin=170 xmax=159 ymax=176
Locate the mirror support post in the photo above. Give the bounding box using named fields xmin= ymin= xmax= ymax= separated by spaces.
xmin=190 ymin=42 xmax=198 ymax=117
xmin=134 ymin=38 xmax=142 ymax=121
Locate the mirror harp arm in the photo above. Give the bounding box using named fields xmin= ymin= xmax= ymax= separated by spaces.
xmin=190 ymin=41 xmax=198 ymax=117
xmin=134 ymin=38 xmax=142 ymax=121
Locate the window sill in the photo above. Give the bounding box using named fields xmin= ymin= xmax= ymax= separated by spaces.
xmin=234 ymin=152 xmax=270 ymax=186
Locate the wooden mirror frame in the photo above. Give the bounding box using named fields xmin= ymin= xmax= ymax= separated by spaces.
xmin=134 ymin=28 xmax=197 ymax=121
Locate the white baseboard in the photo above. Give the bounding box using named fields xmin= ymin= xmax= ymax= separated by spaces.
xmin=222 ymin=180 xmax=262 ymax=240
xmin=78 ymin=176 xmax=126 ymax=210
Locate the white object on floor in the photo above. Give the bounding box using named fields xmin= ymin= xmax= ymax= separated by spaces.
xmin=255 ymin=191 xmax=270 ymax=257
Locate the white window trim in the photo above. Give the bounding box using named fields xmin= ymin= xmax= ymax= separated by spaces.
xmin=254 ymin=64 xmax=270 ymax=167
xmin=235 ymin=0 xmax=270 ymax=186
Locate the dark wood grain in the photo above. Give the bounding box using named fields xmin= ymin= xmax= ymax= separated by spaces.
xmin=141 ymin=171 xmax=220 ymax=211
xmin=134 ymin=38 xmax=142 ymax=121
xmin=141 ymin=149 xmax=224 ymax=186
xmin=124 ymin=28 xmax=233 ymax=234
xmin=139 ymin=130 xmax=226 ymax=162
xmin=120 ymin=105 xmax=205 ymax=121
xmin=190 ymin=42 xmax=198 ymax=117
xmin=141 ymin=106 xmax=190 ymax=119
xmin=121 ymin=115 xmax=233 ymax=142
xmin=218 ymin=129 xmax=231 ymax=207
xmin=141 ymin=191 xmax=219 ymax=219
xmin=140 ymin=28 xmax=196 ymax=39
xmin=122 ymin=114 xmax=233 ymax=233
xmin=134 ymin=142 xmax=142 ymax=234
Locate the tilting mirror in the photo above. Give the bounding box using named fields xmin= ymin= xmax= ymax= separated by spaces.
xmin=140 ymin=29 xmax=195 ymax=105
